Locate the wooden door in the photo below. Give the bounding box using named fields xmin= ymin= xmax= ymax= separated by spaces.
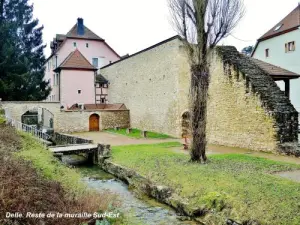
xmin=89 ymin=114 xmax=99 ymax=131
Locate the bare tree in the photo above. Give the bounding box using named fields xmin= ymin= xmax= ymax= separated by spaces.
xmin=169 ymin=0 xmax=245 ymax=163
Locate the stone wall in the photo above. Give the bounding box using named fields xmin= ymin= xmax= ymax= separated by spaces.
xmin=1 ymin=101 xmax=61 ymax=127
xmin=102 ymin=37 xmax=184 ymax=137
xmin=1 ymin=101 xmax=130 ymax=133
xmin=101 ymin=37 xmax=298 ymax=153
xmin=53 ymin=133 xmax=93 ymax=145
xmin=101 ymin=110 xmax=130 ymax=129
xmin=214 ymin=46 xmax=298 ymax=153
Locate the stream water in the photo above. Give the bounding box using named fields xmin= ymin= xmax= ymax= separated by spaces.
xmin=62 ymin=156 xmax=197 ymax=225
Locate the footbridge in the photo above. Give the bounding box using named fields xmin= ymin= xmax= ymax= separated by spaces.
xmin=49 ymin=144 xmax=99 ymax=154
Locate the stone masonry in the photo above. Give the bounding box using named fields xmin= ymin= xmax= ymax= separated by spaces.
xmin=102 ymin=37 xmax=298 ymax=154
xmin=214 ymin=46 xmax=298 ymax=153
xmin=1 ymin=101 xmax=130 ymax=133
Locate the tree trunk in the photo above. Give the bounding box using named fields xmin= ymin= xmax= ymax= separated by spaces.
xmin=189 ymin=63 xmax=209 ymax=163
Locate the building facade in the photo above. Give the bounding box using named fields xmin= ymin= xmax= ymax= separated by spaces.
xmin=44 ymin=18 xmax=120 ymax=108
xmin=252 ymin=5 xmax=300 ymax=112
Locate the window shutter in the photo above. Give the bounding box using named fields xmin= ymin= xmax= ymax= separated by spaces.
xmin=285 ymin=43 xmax=288 ymax=53
xmin=293 ymin=41 xmax=296 ymax=51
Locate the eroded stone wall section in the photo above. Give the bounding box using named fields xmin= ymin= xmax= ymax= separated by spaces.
xmin=213 ymin=46 xmax=298 ymax=153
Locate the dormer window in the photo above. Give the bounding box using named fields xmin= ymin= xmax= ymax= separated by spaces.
xmin=274 ymin=24 xmax=283 ymax=32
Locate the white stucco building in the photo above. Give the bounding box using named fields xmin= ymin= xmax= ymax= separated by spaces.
xmin=252 ymin=5 xmax=300 ymax=112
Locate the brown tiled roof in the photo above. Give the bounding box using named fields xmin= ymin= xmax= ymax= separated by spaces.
xmin=66 ymin=24 xmax=104 ymax=41
xmin=258 ymin=5 xmax=300 ymax=41
xmin=68 ymin=103 xmax=127 ymax=110
xmin=56 ymin=34 xmax=66 ymax=41
xmin=249 ymin=57 xmax=300 ymax=79
xmin=54 ymin=49 xmax=97 ymax=72
xmin=47 ymin=19 xmax=120 ymax=63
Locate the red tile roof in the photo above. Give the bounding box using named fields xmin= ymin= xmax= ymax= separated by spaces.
xmin=54 ymin=49 xmax=97 ymax=72
xmin=258 ymin=5 xmax=300 ymax=41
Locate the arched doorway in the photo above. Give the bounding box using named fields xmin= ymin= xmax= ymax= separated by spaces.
xmin=182 ymin=111 xmax=191 ymax=138
xmin=89 ymin=114 xmax=100 ymax=131
xmin=22 ymin=110 xmax=38 ymax=127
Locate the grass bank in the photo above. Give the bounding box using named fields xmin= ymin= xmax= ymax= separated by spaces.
xmin=111 ymin=142 xmax=300 ymax=224
xmin=0 ymin=121 xmax=129 ymax=225
xmin=106 ymin=128 xmax=174 ymax=139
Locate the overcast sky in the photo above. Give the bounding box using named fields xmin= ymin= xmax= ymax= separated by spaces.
xmin=31 ymin=0 xmax=300 ymax=57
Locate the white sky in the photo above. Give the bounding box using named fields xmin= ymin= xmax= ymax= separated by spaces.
xmin=31 ymin=0 xmax=300 ymax=57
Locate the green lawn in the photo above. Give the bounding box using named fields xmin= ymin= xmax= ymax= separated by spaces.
xmin=111 ymin=142 xmax=300 ymax=224
xmin=106 ymin=128 xmax=174 ymax=139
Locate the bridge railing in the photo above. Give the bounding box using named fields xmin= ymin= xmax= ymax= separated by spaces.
xmin=5 ymin=117 xmax=51 ymax=143
xmin=53 ymin=132 xmax=93 ymax=146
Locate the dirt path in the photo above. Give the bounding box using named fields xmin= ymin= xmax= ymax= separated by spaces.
xmin=74 ymin=131 xmax=300 ymax=165
xmin=72 ymin=131 xmax=180 ymax=146
xmin=172 ymin=144 xmax=300 ymax=165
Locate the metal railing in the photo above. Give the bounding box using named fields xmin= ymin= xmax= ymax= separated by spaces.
xmin=5 ymin=117 xmax=51 ymax=143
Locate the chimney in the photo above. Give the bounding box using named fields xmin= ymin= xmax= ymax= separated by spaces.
xmin=77 ymin=18 xmax=84 ymax=36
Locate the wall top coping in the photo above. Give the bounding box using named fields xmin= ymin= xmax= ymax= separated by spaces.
xmin=215 ymin=46 xmax=297 ymax=114
xmin=1 ymin=101 xmax=60 ymax=104
xmin=62 ymin=109 xmax=130 ymax=112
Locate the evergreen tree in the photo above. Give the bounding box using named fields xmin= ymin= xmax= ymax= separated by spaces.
xmin=241 ymin=45 xmax=254 ymax=56
xmin=0 ymin=0 xmax=50 ymax=101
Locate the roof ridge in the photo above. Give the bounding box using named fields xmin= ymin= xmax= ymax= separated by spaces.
xmin=73 ymin=49 xmax=96 ymax=68
xmin=58 ymin=50 xmax=75 ymax=67
xmin=54 ymin=49 xmax=96 ymax=72
xmin=258 ymin=5 xmax=300 ymax=41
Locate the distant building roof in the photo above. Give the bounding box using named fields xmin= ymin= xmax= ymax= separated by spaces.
xmin=54 ymin=49 xmax=97 ymax=72
xmin=68 ymin=103 xmax=127 ymax=111
xmin=258 ymin=5 xmax=300 ymax=41
xmin=46 ymin=18 xmax=120 ymax=62
xmin=66 ymin=24 xmax=104 ymax=41
xmin=96 ymin=74 xmax=109 ymax=84
xmin=249 ymin=57 xmax=300 ymax=79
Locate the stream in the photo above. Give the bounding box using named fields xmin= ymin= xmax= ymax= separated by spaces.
xmin=62 ymin=155 xmax=197 ymax=225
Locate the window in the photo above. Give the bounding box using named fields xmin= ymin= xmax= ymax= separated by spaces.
xmin=92 ymin=58 xmax=99 ymax=68
xmin=56 ymin=74 xmax=59 ymax=85
xmin=73 ymin=42 xmax=77 ymax=47
xmin=52 ymin=57 xmax=56 ymax=69
xmin=86 ymin=43 xmax=89 ymax=48
xmin=53 ymin=74 xmax=56 ymax=85
xmin=78 ymin=90 xmax=81 ymax=94
xmin=265 ymin=48 xmax=269 ymax=57
xmin=101 ymin=98 xmax=105 ymax=104
xmin=285 ymin=41 xmax=295 ymax=52
xmin=47 ymin=61 xmax=50 ymax=72
xmin=103 ymin=84 xmax=108 ymax=88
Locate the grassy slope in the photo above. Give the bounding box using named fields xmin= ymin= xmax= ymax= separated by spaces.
xmin=111 ymin=142 xmax=300 ymax=224
xmin=16 ymin=132 xmax=87 ymax=197
xmin=16 ymin=132 xmax=140 ymax=225
xmin=106 ymin=128 xmax=174 ymax=139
